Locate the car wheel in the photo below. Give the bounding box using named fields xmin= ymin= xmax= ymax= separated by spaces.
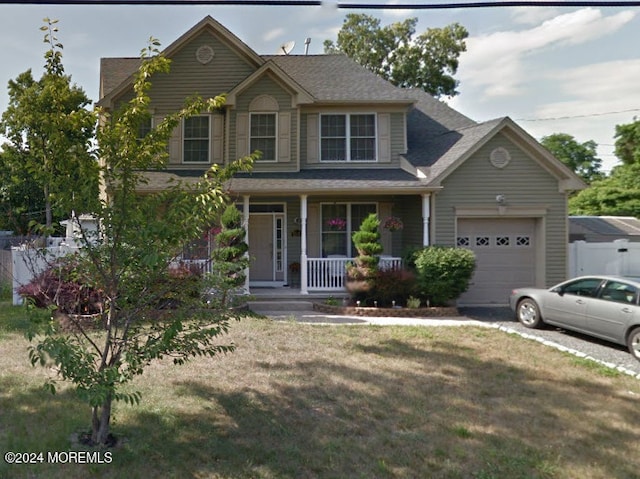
xmin=627 ymin=327 xmax=640 ymax=361
xmin=516 ymin=298 xmax=544 ymax=329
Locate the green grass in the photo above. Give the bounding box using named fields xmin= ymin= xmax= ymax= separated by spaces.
xmin=1 ymin=301 xmax=639 ymax=478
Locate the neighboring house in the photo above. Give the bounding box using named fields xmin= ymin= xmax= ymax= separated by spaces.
xmin=97 ymin=16 xmax=585 ymax=305
xmin=569 ymin=216 xmax=640 ymax=243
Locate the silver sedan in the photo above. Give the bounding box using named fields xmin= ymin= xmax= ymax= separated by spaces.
xmin=510 ymin=275 xmax=640 ymax=361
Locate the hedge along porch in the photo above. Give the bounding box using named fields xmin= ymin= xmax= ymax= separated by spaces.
xmin=225 ymin=179 xmax=437 ymax=293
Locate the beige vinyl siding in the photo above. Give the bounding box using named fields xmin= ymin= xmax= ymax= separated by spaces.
xmin=230 ymin=76 xmax=297 ymax=171
xmin=394 ymin=195 xmax=424 ymax=255
xmin=113 ymin=31 xmax=257 ymax=167
xmin=433 ymin=133 xmax=568 ymax=287
xmin=147 ymin=32 xmax=256 ymax=110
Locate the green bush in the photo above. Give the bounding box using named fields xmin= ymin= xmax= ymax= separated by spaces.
xmin=412 ymin=246 xmax=476 ymax=306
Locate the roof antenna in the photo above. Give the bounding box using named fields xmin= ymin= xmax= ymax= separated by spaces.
xmin=277 ymin=40 xmax=295 ymax=55
xmin=304 ymin=37 xmax=311 ymax=55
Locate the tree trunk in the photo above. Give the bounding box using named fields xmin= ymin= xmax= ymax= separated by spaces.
xmin=44 ymin=184 xmax=52 ymax=230
xmin=91 ymin=394 xmax=113 ymax=445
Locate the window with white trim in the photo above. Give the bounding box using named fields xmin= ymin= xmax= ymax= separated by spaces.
xmin=183 ymin=116 xmax=209 ymax=163
xmin=250 ymin=113 xmax=277 ymax=162
xmin=321 ymin=203 xmax=377 ymax=257
xmin=320 ymin=114 xmax=376 ymax=162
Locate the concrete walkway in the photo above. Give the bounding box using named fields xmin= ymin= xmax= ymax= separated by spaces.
xmin=248 ymin=299 xmax=490 ymax=327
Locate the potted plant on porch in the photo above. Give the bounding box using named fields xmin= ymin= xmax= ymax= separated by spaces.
xmin=289 ymin=261 xmax=301 ymax=288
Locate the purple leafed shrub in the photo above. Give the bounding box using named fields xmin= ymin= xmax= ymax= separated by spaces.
xmin=18 ymin=257 xmax=104 ymax=315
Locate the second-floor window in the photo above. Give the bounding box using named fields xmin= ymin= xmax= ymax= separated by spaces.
xmin=250 ymin=113 xmax=276 ymax=162
xmin=321 ymin=114 xmax=376 ymax=162
xmin=184 ymin=116 xmax=209 ymax=163
xmin=137 ymin=116 xmax=152 ymax=141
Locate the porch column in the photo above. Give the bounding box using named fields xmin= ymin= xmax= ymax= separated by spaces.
xmin=243 ymin=195 xmax=250 ymax=293
xmin=300 ymin=194 xmax=309 ymax=295
xmin=422 ymin=193 xmax=431 ymax=247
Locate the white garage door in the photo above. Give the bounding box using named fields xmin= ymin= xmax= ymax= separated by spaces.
xmin=456 ymin=218 xmax=536 ymax=305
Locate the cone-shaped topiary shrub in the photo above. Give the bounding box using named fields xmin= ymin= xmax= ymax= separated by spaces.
xmin=210 ymin=205 xmax=249 ymax=305
xmin=346 ymin=213 xmax=383 ymax=303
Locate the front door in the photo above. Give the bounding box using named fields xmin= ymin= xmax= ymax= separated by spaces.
xmin=248 ymin=213 xmax=285 ymax=285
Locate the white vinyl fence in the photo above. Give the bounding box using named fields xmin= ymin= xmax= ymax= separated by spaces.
xmin=568 ymin=239 xmax=640 ymax=279
xmin=11 ymin=240 xmax=82 ymax=305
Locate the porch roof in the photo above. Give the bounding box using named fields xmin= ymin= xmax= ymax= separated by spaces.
xmin=226 ymin=169 xmax=436 ymax=195
xmin=135 ymin=169 xmax=437 ymax=195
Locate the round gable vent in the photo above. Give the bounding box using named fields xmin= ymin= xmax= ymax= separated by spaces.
xmin=196 ymin=45 xmax=215 ymax=65
xmin=489 ymin=147 xmax=511 ymax=169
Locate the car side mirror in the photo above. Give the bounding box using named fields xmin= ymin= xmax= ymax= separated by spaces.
xmin=553 ymin=287 xmax=564 ymax=296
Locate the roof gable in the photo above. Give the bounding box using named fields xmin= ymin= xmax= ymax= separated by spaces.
xmin=226 ymin=60 xmax=314 ymax=108
xmin=98 ymin=16 xmax=264 ymax=107
xmin=405 ymin=111 xmax=585 ymax=191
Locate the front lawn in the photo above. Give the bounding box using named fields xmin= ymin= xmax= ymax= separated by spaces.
xmin=1 ymin=301 xmax=639 ymax=478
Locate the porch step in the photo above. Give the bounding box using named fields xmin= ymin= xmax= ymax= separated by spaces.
xmin=248 ymin=300 xmax=315 ymax=314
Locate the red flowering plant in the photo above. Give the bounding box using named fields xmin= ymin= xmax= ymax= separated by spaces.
xmin=326 ymin=217 xmax=347 ymax=230
xmin=382 ymin=216 xmax=403 ymax=232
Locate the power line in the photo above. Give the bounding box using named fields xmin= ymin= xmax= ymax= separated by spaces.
xmin=4 ymin=0 xmax=640 ymax=6
xmin=516 ymin=108 xmax=640 ymax=122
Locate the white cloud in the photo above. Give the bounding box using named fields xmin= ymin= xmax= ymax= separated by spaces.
xmin=457 ymin=8 xmax=635 ymax=100
xmin=508 ymin=6 xmax=561 ymax=25
xmin=263 ymin=27 xmax=285 ymax=42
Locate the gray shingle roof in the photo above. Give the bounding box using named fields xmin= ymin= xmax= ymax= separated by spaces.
xmin=265 ymin=55 xmax=415 ymax=103
xmin=99 ymin=57 xmax=141 ymax=99
xmin=570 ymin=216 xmax=640 ymax=237
xmin=137 ymin=168 xmax=432 ymax=195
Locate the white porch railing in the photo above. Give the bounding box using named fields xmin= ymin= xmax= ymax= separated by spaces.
xmin=307 ymin=256 xmax=402 ymax=291
xmin=178 ymin=256 xmax=402 ymax=292
xmin=174 ymin=258 xmax=212 ymax=276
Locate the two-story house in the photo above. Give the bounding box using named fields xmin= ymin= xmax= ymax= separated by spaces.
xmin=97 ymin=16 xmax=584 ymax=305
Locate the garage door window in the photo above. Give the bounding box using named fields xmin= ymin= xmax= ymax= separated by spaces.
xmin=475 ymin=236 xmax=490 ymax=247
xmin=496 ymin=236 xmax=510 ymax=246
xmin=516 ymin=236 xmax=531 ymax=247
xmin=457 ymin=237 xmax=470 ymax=247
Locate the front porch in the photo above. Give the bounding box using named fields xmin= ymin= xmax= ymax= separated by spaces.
xmin=181 ymin=256 xmax=402 ymax=293
xmin=180 ymin=189 xmax=432 ymax=294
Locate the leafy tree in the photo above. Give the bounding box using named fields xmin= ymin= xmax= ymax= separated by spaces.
xmin=569 ymin=117 xmax=640 ymax=217
xmin=614 ymin=117 xmax=640 ymax=166
xmin=324 ymin=14 xmax=468 ymax=98
xmin=540 ymin=133 xmax=603 ymax=184
xmin=569 ymin=163 xmax=640 ymax=217
xmin=0 ymin=147 xmax=43 ymax=234
xmin=25 ymin=34 xmax=255 ymax=446
xmin=0 ymin=18 xmax=98 ymax=233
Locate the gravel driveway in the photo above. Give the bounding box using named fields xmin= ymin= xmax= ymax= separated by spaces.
xmin=460 ymin=307 xmax=640 ymax=378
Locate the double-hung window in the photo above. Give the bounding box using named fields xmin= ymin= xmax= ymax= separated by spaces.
xmin=321 ymin=203 xmax=377 ymax=257
xmin=320 ymin=114 xmax=376 ymax=162
xmin=137 ymin=116 xmax=152 ymax=141
xmin=183 ymin=116 xmax=210 ymax=163
xmin=250 ymin=113 xmax=276 ymax=162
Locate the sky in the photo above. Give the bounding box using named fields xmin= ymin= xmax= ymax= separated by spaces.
xmin=0 ymin=2 xmax=639 ymax=172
